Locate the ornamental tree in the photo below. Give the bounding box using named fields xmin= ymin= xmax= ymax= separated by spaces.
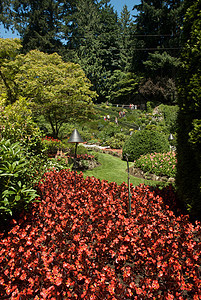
xmin=1 ymin=43 xmax=97 ymax=138
xmin=0 ymin=38 xmax=22 ymax=103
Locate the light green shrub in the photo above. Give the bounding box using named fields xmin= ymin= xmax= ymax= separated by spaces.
xmin=107 ymin=133 xmax=128 ymax=149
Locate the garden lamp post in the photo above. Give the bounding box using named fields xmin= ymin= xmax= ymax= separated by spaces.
xmin=125 ymin=154 xmax=131 ymax=216
xmin=68 ymin=129 xmax=84 ymax=189
xmin=168 ymin=133 xmax=174 ymax=151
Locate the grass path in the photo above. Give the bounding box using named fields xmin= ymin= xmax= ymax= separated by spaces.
xmin=82 ymin=152 xmax=156 ymax=186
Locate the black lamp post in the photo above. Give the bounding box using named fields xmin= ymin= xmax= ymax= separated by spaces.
xmin=125 ymin=154 xmax=131 ymax=216
xmin=68 ymin=129 xmax=84 ymax=188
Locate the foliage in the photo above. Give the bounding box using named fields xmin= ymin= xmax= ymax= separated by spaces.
xmin=176 ymin=0 xmax=201 ymax=219
xmin=0 ymin=38 xmax=22 ymax=103
xmin=118 ymin=5 xmax=135 ymax=73
xmin=0 ymin=96 xmax=44 ymax=156
xmin=97 ymin=122 xmax=121 ymax=144
xmin=0 ymin=139 xmax=38 ymax=218
xmin=144 ymin=51 xmax=181 ymax=79
xmin=108 ymin=71 xmax=141 ymax=104
xmin=0 ymin=170 xmax=200 ymax=299
xmin=0 ymin=0 xmax=12 ymax=28
xmin=133 ymin=0 xmax=184 ymax=74
xmin=41 ymin=136 xmax=64 ymax=157
xmin=7 ymin=49 xmax=96 ymax=138
xmin=0 ymin=97 xmax=46 ymax=153
xmin=13 ymin=0 xmax=65 ymax=55
xmin=63 ymin=0 xmax=120 ymax=102
xmin=134 ymin=152 xmax=177 ymax=178
xmin=1 ymin=0 xmax=185 ymax=104
xmin=189 ymin=119 xmax=201 ymax=145
xmin=139 ymin=77 xmax=178 ymax=105
xmin=122 ymin=129 xmax=170 ymax=161
xmin=107 ymin=132 xmax=128 ymax=149
xmin=158 ymin=104 xmax=179 ymax=134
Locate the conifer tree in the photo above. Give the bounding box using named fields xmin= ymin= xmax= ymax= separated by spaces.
xmin=9 ymin=0 xmax=66 ymax=54
xmin=176 ymin=0 xmax=201 ymax=220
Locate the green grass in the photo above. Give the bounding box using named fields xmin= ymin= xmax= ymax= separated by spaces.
xmin=82 ymin=151 xmax=159 ymax=186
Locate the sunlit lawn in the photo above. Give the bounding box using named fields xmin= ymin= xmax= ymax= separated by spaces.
xmin=82 ymin=151 xmax=158 ymax=186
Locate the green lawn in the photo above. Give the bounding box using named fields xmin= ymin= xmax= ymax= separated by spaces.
xmin=82 ymin=152 xmax=158 ymax=186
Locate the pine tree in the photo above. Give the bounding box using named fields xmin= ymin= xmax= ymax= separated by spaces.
xmin=118 ymin=5 xmax=134 ymax=72
xmin=10 ymin=0 xmax=66 ymax=54
xmin=132 ymin=0 xmax=184 ymax=73
xmin=176 ymin=0 xmax=201 ymax=220
xmin=64 ymin=0 xmax=120 ymax=102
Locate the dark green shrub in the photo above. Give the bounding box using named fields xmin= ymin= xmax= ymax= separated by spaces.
xmin=158 ymin=104 xmax=179 ymax=133
xmin=122 ymin=129 xmax=170 ymax=161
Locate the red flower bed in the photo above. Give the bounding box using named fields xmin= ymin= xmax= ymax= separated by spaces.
xmin=42 ymin=136 xmax=61 ymax=143
xmin=0 ymin=170 xmax=201 ymax=299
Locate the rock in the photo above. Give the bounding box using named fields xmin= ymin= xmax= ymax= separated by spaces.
xmin=168 ymin=177 xmax=175 ymax=183
xmin=129 ymin=166 xmax=175 ymax=183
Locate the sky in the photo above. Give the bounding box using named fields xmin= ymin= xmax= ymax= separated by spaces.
xmin=0 ymin=0 xmax=141 ymax=39
xmin=111 ymin=0 xmax=140 ymax=16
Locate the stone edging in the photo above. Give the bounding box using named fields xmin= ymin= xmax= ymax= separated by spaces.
xmin=129 ymin=167 xmax=175 ymax=183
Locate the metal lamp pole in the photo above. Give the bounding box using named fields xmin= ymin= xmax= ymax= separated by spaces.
xmin=125 ymin=154 xmax=131 ymax=215
xmin=168 ymin=133 xmax=174 ymax=151
xmin=68 ymin=129 xmax=84 ymax=189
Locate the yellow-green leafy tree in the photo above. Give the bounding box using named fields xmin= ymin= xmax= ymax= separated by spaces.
xmin=0 ymin=39 xmax=97 ymax=138
xmin=0 ymin=38 xmax=22 ymax=103
xmin=16 ymin=50 xmax=97 ymax=138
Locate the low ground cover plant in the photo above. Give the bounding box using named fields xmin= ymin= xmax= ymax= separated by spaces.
xmin=0 ymin=170 xmax=200 ymax=299
xmin=134 ymin=151 xmax=177 ymax=178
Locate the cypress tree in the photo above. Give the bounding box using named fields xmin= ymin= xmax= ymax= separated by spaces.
xmin=176 ymin=0 xmax=201 ymax=220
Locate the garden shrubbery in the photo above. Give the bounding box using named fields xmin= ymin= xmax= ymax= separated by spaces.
xmin=0 ymin=170 xmax=200 ymax=299
xmin=134 ymin=151 xmax=177 ymax=178
xmin=122 ymin=129 xmax=170 ymax=161
xmin=0 ymin=139 xmax=38 ymax=218
xmin=107 ymin=132 xmax=128 ymax=149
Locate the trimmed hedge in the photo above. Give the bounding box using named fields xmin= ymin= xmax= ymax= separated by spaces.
xmin=122 ymin=129 xmax=170 ymax=161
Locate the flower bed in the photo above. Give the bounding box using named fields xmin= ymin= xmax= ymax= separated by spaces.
xmin=0 ymin=170 xmax=200 ymax=299
xmin=134 ymin=152 xmax=177 ymax=178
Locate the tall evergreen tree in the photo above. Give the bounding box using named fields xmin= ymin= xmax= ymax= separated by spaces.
xmin=9 ymin=0 xmax=66 ymax=54
xmin=118 ymin=5 xmax=134 ymax=72
xmin=176 ymin=0 xmax=201 ymax=220
xmin=63 ymin=0 xmax=120 ymax=102
xmin=0 ymin=0 xmax=12 ymax=30
xmin=132 ymin=0 xmax=184 ymax=73
xmin=131 ymin=0 xmax=184 ymax=104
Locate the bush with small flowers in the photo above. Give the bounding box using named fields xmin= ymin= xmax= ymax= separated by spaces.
xmin=134 ymin=151 xmax=177 ymax=178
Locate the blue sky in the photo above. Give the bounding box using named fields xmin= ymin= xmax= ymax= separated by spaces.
xmin=0 ymin=0 xmax=141 ymax=39
xmin=111 ymin=0 xmax=140 ymax=16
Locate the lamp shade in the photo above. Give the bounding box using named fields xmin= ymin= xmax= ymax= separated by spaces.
xmin=168 ymin=133 xmax=174 ymax=141
xmin=68 ymin=129 xmax=84 ymax=143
